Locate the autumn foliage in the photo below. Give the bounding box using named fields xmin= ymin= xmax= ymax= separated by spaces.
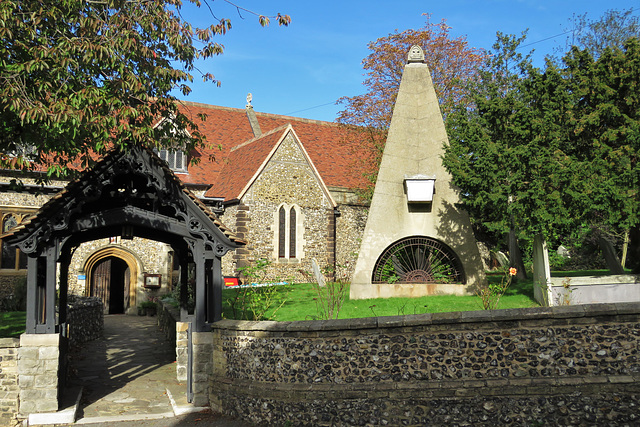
xmin=336 ymin=16 xmax=486 ymax=196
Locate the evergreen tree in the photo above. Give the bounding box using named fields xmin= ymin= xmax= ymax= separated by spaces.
xmin=445 ymin=34 xmax=640 ymax=271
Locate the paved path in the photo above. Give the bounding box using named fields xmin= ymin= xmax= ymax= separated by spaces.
xmin=64 ymin=314 xmax=249 ymax=426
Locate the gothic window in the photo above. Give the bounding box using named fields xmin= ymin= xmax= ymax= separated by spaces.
xmin=278 ymin=206 xmax=286 ymax=258
xmin=276 ymin=204 xmax=301 ymax=260
xmin=0 ymin=211 xmax=32 ymax=270
xmin=289 ymin=207 xmax=296 ymax=258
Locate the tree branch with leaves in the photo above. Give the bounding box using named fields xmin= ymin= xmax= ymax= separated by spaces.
xmin=0 ymin=0 xmax=290 ymax=177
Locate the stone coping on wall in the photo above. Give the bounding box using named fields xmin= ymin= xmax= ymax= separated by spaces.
xmin=212 ymin=302 xmax=640 ymax=332
xmin=216 ymin=373 xmax=640 ymax=398
xmin=550 ymin=274 xmax=640 ymax=286
xmin=0 ymin=337 xmax=19 ymax=347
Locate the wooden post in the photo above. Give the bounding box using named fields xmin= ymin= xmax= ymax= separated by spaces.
xmin=25 ymin=255 xmax=38 ymax=334
xmin=193 ymin=240 xmax=206 ymax=332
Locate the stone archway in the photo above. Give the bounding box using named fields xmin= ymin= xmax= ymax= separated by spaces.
xmin=83 ymin=246 xmax=142 ymax=314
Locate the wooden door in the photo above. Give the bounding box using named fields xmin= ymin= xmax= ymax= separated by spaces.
xmin=91 ymin=258 xmax=111 ymax=312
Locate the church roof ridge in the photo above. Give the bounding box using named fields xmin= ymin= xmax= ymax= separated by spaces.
xmin=178 ymin=100 xmax=342 ymax=127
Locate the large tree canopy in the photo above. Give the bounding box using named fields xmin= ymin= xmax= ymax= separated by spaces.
xmin=444 ymin=35 xmax=639 ymax=247
xmin=0 ymin=0 xmax=289 ymax=176
xmin=336 ymin=16 xmax=485 ymax=197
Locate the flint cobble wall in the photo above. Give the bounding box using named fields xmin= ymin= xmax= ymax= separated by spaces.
xmin=211 ymin=303 xmax=640 ymax=426
xmin=67 ymin=296 xmax=104 ymax=345
xmin=335 ymin=204 xmax=368 ymax=281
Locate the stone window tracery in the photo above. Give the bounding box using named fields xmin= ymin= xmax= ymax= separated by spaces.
xmin=275 ymin=203 xmax=302 ymax=260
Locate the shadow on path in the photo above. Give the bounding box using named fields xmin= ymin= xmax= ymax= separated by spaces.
xmin=68 ymin=314 xmax=177 ymax=420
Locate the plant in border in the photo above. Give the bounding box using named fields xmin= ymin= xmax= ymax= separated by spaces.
xmin=226 ymin=258 xmax=290 ymax=321
xmin=314 ymin=264 xmax=349 ymax=320
xmin=478 ymin=267 xmax=517 ymax=310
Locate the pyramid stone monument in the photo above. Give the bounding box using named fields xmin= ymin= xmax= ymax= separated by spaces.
xmin=350 ymin=45 xmax=486 ymax=299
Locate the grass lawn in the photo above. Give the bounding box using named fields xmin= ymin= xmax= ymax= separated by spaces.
xmin=0 ymin=311 xmax=25 ymax=338
xmin=222 ymin=274 xmax=540 ymax=321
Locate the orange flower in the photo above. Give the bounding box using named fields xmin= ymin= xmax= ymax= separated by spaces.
xmin=509 ymin=267 xmax=517 ymax=276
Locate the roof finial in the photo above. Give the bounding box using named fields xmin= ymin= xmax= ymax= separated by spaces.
xmin=245 ymin=93 xmax=261 ymax=137
xmin=407 ymin=45 xmax=425 ymax=64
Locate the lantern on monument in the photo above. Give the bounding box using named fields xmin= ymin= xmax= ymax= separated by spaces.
xmin=404 ymin=175 xmax=436 ymax=203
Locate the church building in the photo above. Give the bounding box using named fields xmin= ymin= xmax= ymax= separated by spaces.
xmin=0 ymin=99 xmax=371 ymax=314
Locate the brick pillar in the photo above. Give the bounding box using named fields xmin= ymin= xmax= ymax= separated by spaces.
xmin=18 ymin=333 xmax=61 ymax=416
xmin=234 ymin=204 xmax=250 ymax=275
xmin=326 ymin=208 xmax=337 ymax=281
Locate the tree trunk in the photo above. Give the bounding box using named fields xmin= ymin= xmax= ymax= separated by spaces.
xmin=508 ymin=228 xmax=527 ymax=279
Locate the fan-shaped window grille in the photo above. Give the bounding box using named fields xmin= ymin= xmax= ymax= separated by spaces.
xmin=372 ymin=236 xmax=465 ymax=284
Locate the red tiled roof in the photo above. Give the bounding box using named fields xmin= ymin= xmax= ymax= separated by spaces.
xmin=204 ymin=125 xmax=288 ymax=200
xmin=175 ymin=101 xmax=371 ymax=197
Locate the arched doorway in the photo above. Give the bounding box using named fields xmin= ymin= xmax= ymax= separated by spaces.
xmin=90 ymin=256 xmax=130 ymax=314
xmin=83 ymin=246 xmax=142 ymax=314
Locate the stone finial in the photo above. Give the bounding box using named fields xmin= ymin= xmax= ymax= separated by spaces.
xmin=407 ymin=45 xmax=425 ymax=63
xmin=246 ymin=93 xmax=253 ymax=108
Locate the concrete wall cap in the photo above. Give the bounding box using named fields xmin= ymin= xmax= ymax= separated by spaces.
xmin=551 ymin=305 xmax=587 ymax=318
xmin=209 ymin=303 xmax=639 ymax=333
xmin=20 ymin=333 xmax=60 ymax=347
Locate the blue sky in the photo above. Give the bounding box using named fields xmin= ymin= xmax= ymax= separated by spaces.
xmin=178 ymin=1 xmax=639 ymax=122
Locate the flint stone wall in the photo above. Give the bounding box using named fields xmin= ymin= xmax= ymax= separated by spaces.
xmin=157 ymin=301 xmax=179 ymax=349
xmin=334 ymin=204 xmax=368 ymax=281
xmin=211 ymin=303 xmax=640 ymax=426
xmin=67 ymin=296 xmax=103 ymax=345
xmin=221 ymin=135 xmax=334 ymax=283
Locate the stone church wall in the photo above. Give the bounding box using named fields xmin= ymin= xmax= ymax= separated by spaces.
xmin=335 ymin=204 xmax=368 ymax=281
xmin=231 ymin=133 xmax=335 ymax=284
xmin=219 ymin=204 xmax=240 ymax=277
xmin=67 ymin=238 xmax=172 ymax=296
xmin=0 ymin=179 xmax=58 ymax=306
xmin=221 ymin=200 xmax=368 ymax=285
